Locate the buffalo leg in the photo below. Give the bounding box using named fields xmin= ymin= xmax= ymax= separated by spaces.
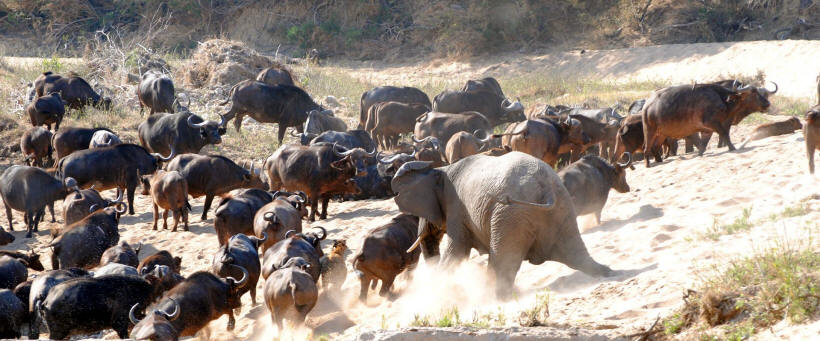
xmin=48 ymin=202 xmax=55 ymax=222
xmin=227 ymin=310 xmax=235 ymax=331
xmin=643 ymin=133 xmax=659 ymax=168
xmin=152 ymin=203 xmax=159 ymax=230
xmin=251 ymin=286 xmax=256 ymax=305
xmin=595 ymin=210 xmax=602 ymax=226
xmin=24 ymin=211 xmax=33 ymax=238
xmin=378 ymin=275 xmax=395 ymax=297
xmin=171 ymin=209 xmax=180 ymax=232
xmin=321 ymin=197 xmax=330 ymax=220
xmin=201 ymin=194 xmax=214 ymax=221
xmin=182 ymin=208 xmax=189 ymax=231
xmin=359 ymin=276 xmax=368 ymax=301
xmin=162 ymin=209 xmax=169 ymax=230
xmin=233 ymin=113 xmax=244 ymax=133
xmin=113 ymin=319 xmax=129 ymax=339
xmin=807 ymin=139 xmax=816 ymax=174
xmin=4 ymin=202 xmax=13 ymax=231
xmin=126 ymin=185 xmax=136 ymax=215
xmin=277 ymin=125 xmax=287 ymax=144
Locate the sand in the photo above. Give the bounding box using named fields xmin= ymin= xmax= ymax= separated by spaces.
xmin=2 ymin=40 xmax=820 ymax=340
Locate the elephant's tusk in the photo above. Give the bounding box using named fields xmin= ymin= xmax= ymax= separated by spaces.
xmin=406 ymin=237 xmax=422 ymax=253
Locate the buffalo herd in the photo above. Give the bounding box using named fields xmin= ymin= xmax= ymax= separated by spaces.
xmin=0 ymin=65 xmax=817 ymax=339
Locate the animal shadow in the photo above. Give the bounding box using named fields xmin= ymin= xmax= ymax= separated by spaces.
xmin=586 ymin=204 xmax=663 ymax=234
xmin=547 ymin=263 xmax=658 ymax=294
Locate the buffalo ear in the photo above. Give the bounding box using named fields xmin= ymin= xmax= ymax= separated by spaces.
xmin=173 ymin=257 xmax=182 ymax=271
xmin=218 ymin=127 xmax=227 ymax=135
xmin=726 ymin=94 xmax=741 ymax=104
xmin=330 ymin=159 xmax=347 ymax=170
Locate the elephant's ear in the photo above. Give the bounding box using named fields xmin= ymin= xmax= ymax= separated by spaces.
xmin=392 ymin=166 xmax=445 ymax=227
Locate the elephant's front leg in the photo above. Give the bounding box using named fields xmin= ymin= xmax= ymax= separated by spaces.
xmin=438 ymin=221 xmax=471 ymax=269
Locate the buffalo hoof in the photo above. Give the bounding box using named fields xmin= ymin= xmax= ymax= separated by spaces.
xmin=25 ymin=232 xmax=33 ymax=238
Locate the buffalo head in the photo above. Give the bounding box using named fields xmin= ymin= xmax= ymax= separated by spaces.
xmin=331 ymin=143 xmax=376 ymax=177
xmin=727 ymin=82 xmax=777 ymax=124
xmin=187 ymin=114 xmax=226 ymax=145
xmin=612 ymin=152 xmax=634 ymax=193
xmin=501 ymin=97 xmax=526 ymax=122
xmin=129 ymin=298 xmax=181 ymax=341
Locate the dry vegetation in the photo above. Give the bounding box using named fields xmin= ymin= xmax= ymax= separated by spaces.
xmin=1 ymin=0 xmax=819 ymax=59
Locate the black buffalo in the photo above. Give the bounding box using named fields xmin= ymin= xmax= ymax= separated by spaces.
xmin=52 ymin=127 xmax=117 ymax=161
xmin=220 ymin=80 xmax=331 ymax=142
xmin=138 ymin=111 xmax=226 ymax=156
xmin=359 ymin=86 xmax=431 ymax=129
xmin=137 ymin=71 xmax=187 ymax=116
xmin=432 ymin=90 xmax=524 ymax=126
xmin=56 ymin=144 xmax=175 ymax=215
xmin=31 ymin=72 xmax=111 ymax=110
xmin=0 ymin=166 xmax=77 ymax=237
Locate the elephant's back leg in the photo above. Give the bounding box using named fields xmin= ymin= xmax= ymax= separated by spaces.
xmin=487 ymin=208 xmax=531 ymax=298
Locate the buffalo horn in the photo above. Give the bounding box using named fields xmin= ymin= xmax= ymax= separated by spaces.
xmin=289 ymin=129 xmax=300 ymax=137
xmin=114 ymin=202 xmax=128 ymax=214
xmin=760 ymin=81 xmax=778 ymax=96
xmin=333 ymin=143 xmax=357 ymax=157
xmin=89 ymin=204 xmax=99 ymax=213
xmin=295 ymin=191 xmax=307 ymax=203
xmin=617 ymin=152 xmax=633 ymax=168
xmin=255 ymin=232 xmax=268 ymax=246
xmin=129 ymin=303 xmax=142 ymax=324
xmin=314 ymin=226 xmax=327 ymax=240
xmin=187 ymin=115 xmax=206 ymax=128
xmin=263 ymin=212 xmax=278 ymax=224
xmin=737 ymin=83 xmax=754 ymax=93
xmin=284 ymin=230 xmax=297 ymax=238
xmin=226 ymin=264 xmax=249 ymax=289
xmin=217 ymin=114 xmax=226 ymax=127
xmin=163 ymin=298 xmax=181 ymax=321
xmin=367 ymin=146 xmax=377 ymax=157
xmin=152 ymin=146 xmax=176 ymax=162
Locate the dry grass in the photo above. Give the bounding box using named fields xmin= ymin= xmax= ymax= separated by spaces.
xmin=663 ymin=230 xmax=820 ymax=340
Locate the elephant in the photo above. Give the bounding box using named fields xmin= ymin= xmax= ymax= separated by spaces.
xmin=390 ymin=151 xmax=612 ymax=298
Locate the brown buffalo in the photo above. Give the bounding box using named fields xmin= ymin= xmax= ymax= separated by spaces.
xmin=20 ymin=127 xmax=53 ymax=168
xmin=559 ymin=154 xmax=633 ymax=225
xmin=140 ymin=170 xmax=191 ymax=232
xmin=263 ymin=257 xmax=318 ymax=330
xmin=352 ymin=214 xmax=420 ymax=301
xmin=256 ymin=67 xmax=295 ymax=86
xmin=27 ymin=93 xmax=64 ymax=131
xmin=739 ymin=116 xmax=803 ymax=148
xmin=445 ymin=131 xmax=493 ymax=163
xmin=31 ymin=72 xmax=111 ymax=111
xmin=500 ymin=118 xmax=588 ymax=167
xmin=413 ymin=111 xmax=492 ymax=148
xmin=365 ymin=101 xmax=429 ymax=149
xmin=641 ymin=82 xmax=774 ymax=167
xmin=359 ymin=86 xmax=430 ymax=129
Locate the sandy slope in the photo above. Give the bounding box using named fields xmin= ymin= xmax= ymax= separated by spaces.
xmin=2 ymin=40 xmax=820 ymax=340
xmin=339 ymin=40 xmax=820 ymax=100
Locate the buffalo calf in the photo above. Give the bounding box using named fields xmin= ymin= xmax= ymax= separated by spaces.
xmin=100 ymin=241 xmax=142 ymax=268
xmin=140 ymin=170 xmax=191 ymax=232
xmin=138 ymin=250 xmax=183 ymax=275
xmin=20 ymin=127 xmax=53 ymax=167
xmin=27 ymin=93 xmax=64 ymax=131
xmin=739 ymin=116 xmax=803 ymax=148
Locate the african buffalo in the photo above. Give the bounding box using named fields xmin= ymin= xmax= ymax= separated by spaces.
xmin=307 ymin=129 xmax=377 ymax=152
xmin=0 ymin=254 xmax=42 ymax=290
xmin=264 ymin=143 xmax=369 ymax=221
xmin=261 ymin=232 xmax=323 ymax=281
xmin=100 ymin=241 xmax=142 ymax=268
xmin=432 ymin=90 xmax=524 ymax=126
xmin=20 ymin=127 xmax=53 ymax=167
xmin=461 ymin=77 xmax=506 ymax=98
xmin=137 ymin=71 xmax=187 ymax=116
xmin=559 ymin=154 xmax=633 ymax=225
xmin=256 ymin=66 xmax=295 ymax=86
xmin=214 ymin=188 xmax=276 ymax=246
xmin=220 ymin=80 xmax=331 ymax=142
xmin=212 ymin=233 xmax=266 ymax=306
xmin=0 ymin=289 xmax=25 ymax=338
xmin=27 ymin=92 xmax=64 ymax=131
xmin=138 ymin=111 xmax=226 ymax=156
xmin=500 ymin=118 xmax=588 ymax=167
xmin=0 ymin=228 xmax=13 ymax=246
xmin=264 ymin=257 xmax=318 ymax=330
xmin=89 ymin=130 xmax=122 ymax=148
xmin=31 ymin=72 xmax=111 ymax=110
xmin=138 ymin=250 xmax=183 ymax=275
xmin=413 ymin=111 xmax=492 ymax=148
xmin=50 ymin=205 xmax=125 ymax=269
xmin=253 ymin=194 xmax=306 ymax=252
xmin=42 ymin=274 xmax=168 ymax=339
xmin=62 ymin=187 xmax=121 ymax=225
xmin=52 ymin=127 xmax=117 ymax=161
xmin=27 ymin=268 xmax=91 ymax=338
xmin=56 ymin=144 xmax=175 ymax=215
xmin=140 ymin=170 xmax=191 ymax=232
xmin=129 ymin=268 xmax=249 ymax=335
xmin=352 ymin=214 xmax=420 ymax=301
xmin=359 ymin=86 xmax=430 ymax=129
xmin=445 ymin=130 xmax=493 ymax=164
xmin=302 ymin=109 xmax=347 ymax=136
xmin=365 ymin=101 xmax=429 ymax=149
xmin=0 ymin=166 xmax=77 ymax=237
xmin=641 ymin=82 xmax=774 ymax=167
xmin=165 ymin=154 xmax=266 ymax=221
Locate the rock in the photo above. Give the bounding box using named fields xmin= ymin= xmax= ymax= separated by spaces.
xmin=325 ymin=95 xmax=341 ymax=108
